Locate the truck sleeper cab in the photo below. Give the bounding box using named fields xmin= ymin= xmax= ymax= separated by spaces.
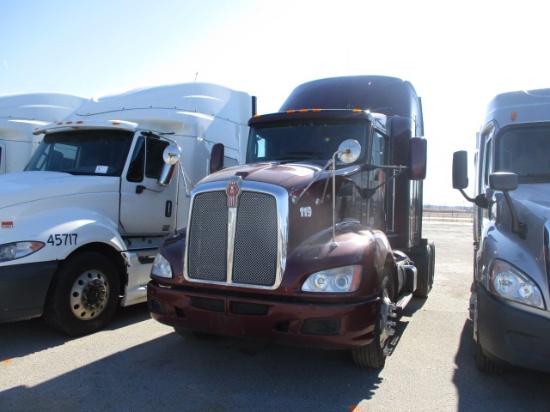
xmin=148 ymin=76 xmax=434 ymax=369
xmin=453 ymin=88 xmax=550 ymax=374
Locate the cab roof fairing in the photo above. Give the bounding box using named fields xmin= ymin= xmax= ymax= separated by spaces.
xmin=484 ymin=88 xmax=550 ymax=130
xmin=0 ymin=92 xmax=87 ymax=122
xmin=32 ymin=109 xmax=220 ymax=137
xmin=80 ymin=82 xmax=254 ymax=126
xmin=278 ymin=75 xmax=423 ymax=136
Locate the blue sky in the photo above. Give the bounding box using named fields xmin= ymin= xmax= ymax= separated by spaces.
xmin=2 ymin=0 xmax=549 ymax=205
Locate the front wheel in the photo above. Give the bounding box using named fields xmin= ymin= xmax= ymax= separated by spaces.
xmin=475 ymin=341 xmax=504 ymax=373
xmin=414 ymin=242 xmax=435 ymax=298
xmin=44 ymin=252 xmax=121 ymax=336
xmin=351 ymin=273 xmax=397 ymax=368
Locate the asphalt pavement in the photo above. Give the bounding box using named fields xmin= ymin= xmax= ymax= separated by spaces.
xmin=1 ymin=221 xmax=549 ymax=411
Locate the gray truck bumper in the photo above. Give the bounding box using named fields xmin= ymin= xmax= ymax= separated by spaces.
xmin=0 ymin=261 xmax=58 ymax=322
xmin=477 ymin=286 xmax=550 ymax=373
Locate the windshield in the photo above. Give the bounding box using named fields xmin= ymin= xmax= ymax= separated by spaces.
xmin=496 ymin=125 xmax=550 ymax=181
xmin=25 ymin=130 xmax=133 ymax=176
xmin=246 ymin=121 xmax=368 ymax=164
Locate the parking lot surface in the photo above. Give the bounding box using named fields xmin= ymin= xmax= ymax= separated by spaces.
xmin=1 ymin=221 xmax=550 ymax=412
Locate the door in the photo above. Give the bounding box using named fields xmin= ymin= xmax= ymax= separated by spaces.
xmin=120 ymin=134 xmax=179 ymax=235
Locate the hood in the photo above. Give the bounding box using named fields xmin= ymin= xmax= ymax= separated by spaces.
xmin=502 ymin=184 xmax=550 ymax=251
xmin=512 ymin=184 xmax=550 ymax=224
xmin=200 ymin=162 xmax=325 ymax=191
xmin=0 ymin=171 xmax=119 ymax=209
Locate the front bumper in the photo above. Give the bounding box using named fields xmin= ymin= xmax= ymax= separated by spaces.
xmin=148 ymin=281 xmax=380 ymax=349
xmin=477 ymin=286 xmax=550 ymax=373
xmin=0 ymin=261 xmax=58 ymax=322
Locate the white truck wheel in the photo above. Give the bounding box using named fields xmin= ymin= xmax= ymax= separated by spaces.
xmin=44 ymin=251 xmax=121 ymax=336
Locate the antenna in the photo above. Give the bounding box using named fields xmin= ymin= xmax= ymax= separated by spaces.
xmin=184 ymin=72 xmax=200 ymax=115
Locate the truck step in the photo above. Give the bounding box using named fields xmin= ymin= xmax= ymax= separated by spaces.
xmin=395 ymin=292 xmax=413 ymax=310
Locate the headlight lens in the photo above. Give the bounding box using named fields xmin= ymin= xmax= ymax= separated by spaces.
xmin=302 ymin=265 xmax=361 ymax=293
xmin=489 ymin=260 xmax=545 ymax=309
xmin=0 ymin=241 xmax=44 ymax=262
xmin=151 ymin=253 xmax=172 ymax=279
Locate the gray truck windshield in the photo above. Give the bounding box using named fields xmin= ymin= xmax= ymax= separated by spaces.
xmin=496 ymin=125 xmax=550 ymax=180
xmin=246 ymin=122 xmax=368 ymax=164
xmin=25 ymin=130 xmax=133 ymax=176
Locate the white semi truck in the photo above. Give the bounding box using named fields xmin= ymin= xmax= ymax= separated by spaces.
xmin=0 ymin=92 xmax=86 ymax=174
xmin=0 ymin=82 xmax=255 ymax=335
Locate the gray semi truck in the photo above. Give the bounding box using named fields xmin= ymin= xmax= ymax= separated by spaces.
xmin=453 ymin=88 xmax=550 ymax=373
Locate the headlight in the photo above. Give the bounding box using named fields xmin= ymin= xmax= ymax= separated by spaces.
xmin=489 ymin=259 xmax=545 ymax=309
xmin=301 ymin=265 xmax=361 ymax=293
xmin=0 ymin=241 xmax=44 ymax=262
xmin=151 ymin=254 xmax=172 ymax=279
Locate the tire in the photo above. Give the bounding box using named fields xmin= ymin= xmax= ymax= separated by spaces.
xmin=43 ymin=251 xmax=121 ymax=336
xmin=414 ymin=242 xmax=435 ymax=298
xmin=475 ymin=341 xmax=504 ymax=373
xmin=351 ymin=272 xmax=396 ymax=368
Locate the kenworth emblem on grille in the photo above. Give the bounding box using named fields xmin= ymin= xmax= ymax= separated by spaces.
xmin=226 ymin=177 xmax=241 ymax=208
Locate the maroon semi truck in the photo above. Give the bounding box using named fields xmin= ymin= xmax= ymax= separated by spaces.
xmin=147 ymin=75 xmax=434 ymax=368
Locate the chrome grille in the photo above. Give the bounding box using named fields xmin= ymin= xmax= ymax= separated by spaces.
xmin=187 ymin=191 xmax=228 ymax=281
xmin=233 ymin=192 xmax=278 ymax=286
xmin=186 ymin=186 xmax=280 ymax=288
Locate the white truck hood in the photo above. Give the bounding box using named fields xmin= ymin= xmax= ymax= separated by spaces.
xmin=0 ymin=171 xmax=119 ymax=209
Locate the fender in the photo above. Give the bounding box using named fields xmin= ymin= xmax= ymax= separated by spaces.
xmin=0 ymin=206 xmax=125 ymax=266
xmin=286 ymin=224 xmax=393 ymax=298
xmin=478 ymin=221 xmax=546 ymax=293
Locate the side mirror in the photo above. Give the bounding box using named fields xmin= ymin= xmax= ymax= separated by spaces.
xmin=490 ymin=171 xmax=525 ymax=238
xmin=452 ymin=151 xmax=468 ymax=189
xmin=158 ymin=144 xmax=181 ymax=186
xmin=337 ymin=139 xmax=361 ymax=164
xmin=453 ymin=150 xmax=489 ymax=209
xmin=489 ymin=171 xmax=518 ymax=192
xmin=210 ymin=143 xmax=224 ymax=174
xmin=409 ymin=138 xmax=427 ymax=180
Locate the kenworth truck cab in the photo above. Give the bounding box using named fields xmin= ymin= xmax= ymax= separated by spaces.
xmin=148 ymin=75 xmax=434 ymax=369
xmin=0 ymin=82 xmax=255 ymax=335
xmin=0 ymin=92 xmax=86 ymax=174
xmin=453 ymin=88 xmax=550 ymax=374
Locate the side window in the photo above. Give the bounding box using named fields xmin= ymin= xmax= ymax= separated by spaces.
xmin=480 ymin=128 xmax=495 ymax=221
xmin=127 ymin=137 xmax=169 ymax=182
xmin=127 ymin=136 xmax=145 ymax=182
xmin=371 ymin=130 xmax=388 ymax=165
xmin=145 ymin=138 xmax=169 ymax=179
xmin=256 ymin=136 xmax=266 ymax=158
xmin=482 ymin=132 xmax=494 ymax=188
